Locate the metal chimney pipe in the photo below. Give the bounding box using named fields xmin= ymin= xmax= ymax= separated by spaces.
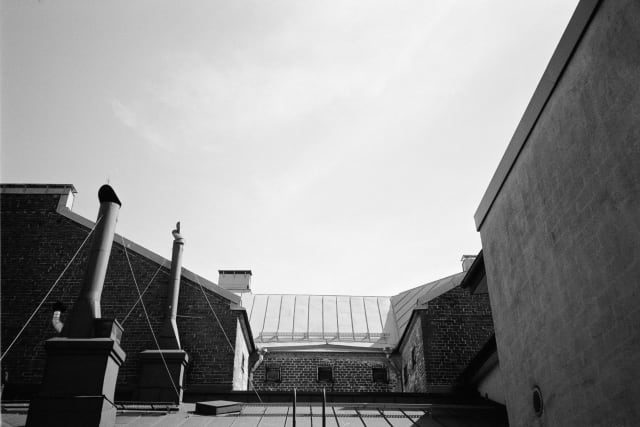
xmin=159 ymin=222 xmax=184 ymax=349
xmin=62 ymin=185 xmax=121 ymax=338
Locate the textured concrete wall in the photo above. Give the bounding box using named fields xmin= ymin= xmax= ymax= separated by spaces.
xmin=0 ymin=191 xmax=244 ymax=397
xmin=479 ymin=1 xmax=640 ymax=425
xmin=251 ymin=351 xmax=398 ymax=392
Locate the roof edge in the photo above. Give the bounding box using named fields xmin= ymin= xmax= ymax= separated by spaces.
xmin=458 ymin=335 xmax=498 ymax=385
xmin=474 ymin=0 xmax=602 ymax=230
xmin=394 ymin=308 xmax=428 ymax=353
xmin=50 ymin=186 xmax=240 ymax=304
xmin=1 ymin=183 xmax=77 ymax=195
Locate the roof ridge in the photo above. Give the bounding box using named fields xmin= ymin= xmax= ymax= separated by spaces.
xmin=391 ymin=271 xmax=465 ymax=299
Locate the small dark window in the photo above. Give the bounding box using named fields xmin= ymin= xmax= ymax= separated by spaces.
xmin=403 ymin=365 xmax=408 ymax=384
xmin=411 ymin=346 xmax=416 ymax=366
xmin=241 ymin=354 xmax=245 ymax=373
xmin=372 ymin=367 xmax=388 ymax=383
xmin=265 ymin=365 xmax=281 ymax=382
xmin=317 ymin=366 xmax=333 ymax=382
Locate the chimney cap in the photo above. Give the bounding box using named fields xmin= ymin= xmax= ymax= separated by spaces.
xmin=218 ymin=270 xmax=252 ymax=276
xmin=98 ymin=185 xmax=121 ymax=206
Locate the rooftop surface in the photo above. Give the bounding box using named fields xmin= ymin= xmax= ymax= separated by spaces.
xmin=1 ymin=402 xmax=508 ymax=427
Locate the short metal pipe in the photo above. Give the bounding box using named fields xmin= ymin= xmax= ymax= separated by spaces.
xmin=322 ymin=388 xmax=326 ymax=427
xmin=292 ymin=388 xmax=297 ymax=427
xmin=62 ymin=185 xmax=121 ymax=338
xmin=51 ymin=311 xmax=64 ymax=333
xmin=249 ymin=348 xmax=267 ymax=389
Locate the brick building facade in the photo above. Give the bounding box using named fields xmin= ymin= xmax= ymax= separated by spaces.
xmin=397 ymin=286 xmax=494 ymax=393
xmin=251 ymin=351 xmax=397 ymax=393
xmin=0 ymin=185 xmax=253 ymax=399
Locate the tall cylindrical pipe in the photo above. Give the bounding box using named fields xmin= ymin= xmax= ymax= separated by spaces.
xmin=62 ymin=185 xmax=121 ymax=338
xmin=159 ymin=222 xmax=184 ymax=349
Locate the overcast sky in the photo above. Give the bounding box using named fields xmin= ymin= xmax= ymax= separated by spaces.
xmin=2 ymin=0 xmax=578 ymax=296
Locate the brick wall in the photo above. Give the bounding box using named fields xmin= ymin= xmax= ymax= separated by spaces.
xmin=478 ymin=1 xmax=640 ymax=425
xmin=423 ymin=287 xmax=494 ymax=388
xmin=251 ymin=351 xmax=398 ymax=393
xmin=398 ymin=287 xmax=493 ymax=393
xmin=0 ymin=191 xmax=244 ymax=397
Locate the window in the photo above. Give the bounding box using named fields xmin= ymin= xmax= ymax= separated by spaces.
xmin=411 ymin=346 xmax=416 ymax=367
xmin=317 ymin=366 xmax=333 ymax=382
xmin=241 ymin=354 xmax=245 ymax=373
xmin=403 ymin=365 xmax=408 ymax=385
xmin=372 ymin=367 xmax=388 ymax=383
xmin=265 ymin=365 xmax=281 ymax=382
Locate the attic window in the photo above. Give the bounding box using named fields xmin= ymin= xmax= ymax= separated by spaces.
xmin=266 ymin=365 xmax=281 ymax=382
xmin=372 ymin=367 xmax=388 ymax=383
xmin=411 ymin=346 xmax=416 ymax=366
xmin=317 ymin=366 xmax=333 ymax=382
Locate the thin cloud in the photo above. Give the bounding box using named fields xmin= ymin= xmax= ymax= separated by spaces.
xmin=109 ymin=98 xmax=168 ymax=149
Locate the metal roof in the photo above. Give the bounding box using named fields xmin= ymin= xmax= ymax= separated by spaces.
xmin=389 ymin=272 xmax=465 ymax=336
xmin=240 ymin=272 xmax=466 ymax=350
xmin=241 ymin=294 xmax=398 ymax=349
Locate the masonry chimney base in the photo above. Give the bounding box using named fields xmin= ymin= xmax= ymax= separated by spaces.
xmin=26 ymin=337 xmax=126 ymax=427
xmin=137 ymin=350 xmax=189 ymax=404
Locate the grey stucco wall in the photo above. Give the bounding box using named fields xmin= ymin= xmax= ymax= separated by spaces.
xmin=479 ymin=1 xmax=640 ymax=426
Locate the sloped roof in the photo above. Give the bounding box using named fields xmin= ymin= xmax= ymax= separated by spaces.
xmin=390 ymin=272 xmax=465 ymax=334
xmin=240 ymin=272 xmax=466 ymax=350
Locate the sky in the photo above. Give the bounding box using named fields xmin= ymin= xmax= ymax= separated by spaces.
xmin=1 ymin=0 xmax=579 ymax=296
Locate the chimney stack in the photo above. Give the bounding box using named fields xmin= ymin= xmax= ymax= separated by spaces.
xmin=461 ymin=255 xmax=476 ymax=272
xmin=62 ymin=185 xmax=121 ymax=338
xmin=218 ymin=270 xmax=252 ymax=293
xmin=137 ymin=223 xmax=189 ymax=404
xmin=27 ymin=185 xmax=126 ymax=427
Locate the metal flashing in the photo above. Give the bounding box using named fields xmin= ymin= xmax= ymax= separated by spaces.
xmin=474 ymin=0 xmax=602 ymax=230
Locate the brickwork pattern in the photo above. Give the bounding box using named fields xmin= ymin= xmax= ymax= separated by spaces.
xmin=423 ymin=287 xmax=494 ymax=387
xmin=479 ymin=1 xmax=640 ymax=425
xmin=251 ymin=352 xmax=398 ymax=393
xmin=1 ymin=192 xmax=241 ymax=395
xmin=398 ymin=288 xmax=493 ymax=392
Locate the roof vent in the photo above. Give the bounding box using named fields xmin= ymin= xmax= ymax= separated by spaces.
xmin=218 ymin=270 xmax=252 ymax=293
xmin=461 ymin=255 xmax=476 ymax=272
